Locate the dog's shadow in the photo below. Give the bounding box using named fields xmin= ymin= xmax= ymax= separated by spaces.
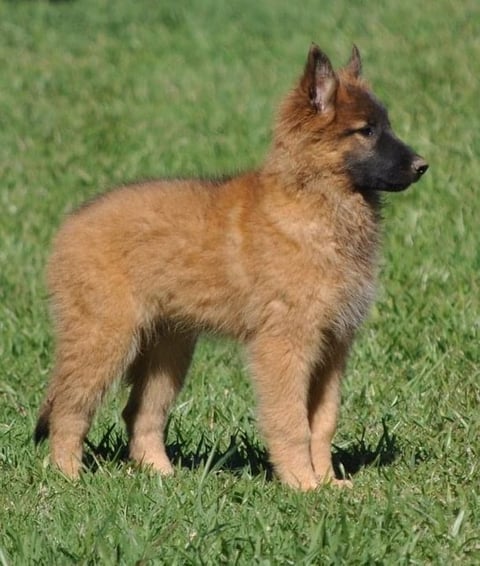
xmin=332 ymin=419 xmax=399 ymax=478
xmin=84 ymin=419 xmax=400 ymax=481
xmin=84 ymin=427 xmax=273 ymax=479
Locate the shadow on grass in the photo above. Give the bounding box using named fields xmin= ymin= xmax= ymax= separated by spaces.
xmin=332 ymin=419 xmax=400 ymax=478
xmin=83 ymin=418 xmax=400 ymax=480
xmin=84 ymin=427 xmax=273 ymax=479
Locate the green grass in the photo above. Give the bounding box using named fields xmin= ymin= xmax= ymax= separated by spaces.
xmin=1 ymin=0 xmax=479 ymax=563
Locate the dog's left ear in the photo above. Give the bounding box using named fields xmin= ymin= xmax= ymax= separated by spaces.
xmin=345 ymin=44 xmax=362 ymax=78
xmin=301 ymin=43 xmax=338 ymax=113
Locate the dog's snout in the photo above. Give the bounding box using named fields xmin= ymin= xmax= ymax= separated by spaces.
xmin=412 ymin=156 xmax=428 ymax=177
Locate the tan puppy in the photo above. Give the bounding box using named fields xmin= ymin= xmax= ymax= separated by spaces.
xmin=35 ymin=44 xmax=428 ymax=489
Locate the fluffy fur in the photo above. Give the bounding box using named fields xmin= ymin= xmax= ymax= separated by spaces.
xmin=35 ymin=44 xmax=427 ymax=489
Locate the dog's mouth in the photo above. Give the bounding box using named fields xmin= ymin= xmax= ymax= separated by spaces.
xmin=355 ymin=177 xmax=414 ymax=193
xmin=345 ymin=146 xmax=429 ymax=193
xmin=377 ymin=163 xmax=429 ymax=192
xmin=375 ymin=178 xmax=415 ymax=192
xmin=359 ymin=161 xmax=429 ymax=193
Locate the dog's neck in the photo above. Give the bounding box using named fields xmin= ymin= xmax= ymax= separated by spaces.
xmin=261 ymin=146 xmax=383 ymax=218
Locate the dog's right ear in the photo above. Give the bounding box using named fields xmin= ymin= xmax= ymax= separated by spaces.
xmin=301 ymin=44 xmax=338 ymax=114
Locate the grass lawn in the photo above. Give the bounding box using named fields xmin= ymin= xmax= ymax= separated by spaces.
xmin=1 ymin=0 xmax=479 ymax=563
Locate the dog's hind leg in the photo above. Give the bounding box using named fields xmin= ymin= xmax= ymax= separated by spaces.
xmin=122 ymin=329 xmax=197 ymax=474
xmin=37 ymin=314 xmax=139 ymax=478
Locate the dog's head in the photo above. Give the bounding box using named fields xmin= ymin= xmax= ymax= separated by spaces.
xmin=274 ymin=44 xmax=428 ymax=192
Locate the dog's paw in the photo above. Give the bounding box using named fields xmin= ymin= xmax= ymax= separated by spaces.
xmin=329 ymin=478 xmax=353 ymax=489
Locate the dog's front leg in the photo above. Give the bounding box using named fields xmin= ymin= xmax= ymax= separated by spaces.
xmin=248 ymin=335 xmax=318 ymax=490
xmin=308 ymin=338 xmax=352 ymax=487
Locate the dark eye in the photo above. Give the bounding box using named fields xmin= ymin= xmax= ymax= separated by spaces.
xmin=357 ymin=125 xmax=375 ymax=137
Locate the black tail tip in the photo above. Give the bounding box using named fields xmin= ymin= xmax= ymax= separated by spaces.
xmin=34 ymin=415 xmax=50 ymax=444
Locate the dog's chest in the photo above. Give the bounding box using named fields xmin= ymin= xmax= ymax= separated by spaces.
xmin=309 ymin=206 xmax=380 ymax=337
xmin=329 ymin=265 xmax=377 ymax=337
xmin=329 ymin=224 xmax=379 ymax=336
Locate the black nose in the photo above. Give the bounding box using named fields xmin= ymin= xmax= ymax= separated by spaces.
xmin=413 ymin=156 xmax=428 ymax=176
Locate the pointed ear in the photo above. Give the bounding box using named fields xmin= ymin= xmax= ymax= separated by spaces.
xmin=345 ymin=44 xmax=362 ymax=78
xmin=301 ymin=43 xmax=338 ymax=113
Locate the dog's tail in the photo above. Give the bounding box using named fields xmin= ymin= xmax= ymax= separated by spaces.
xmin=34 ymin=399 xmax=52 ymax=444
